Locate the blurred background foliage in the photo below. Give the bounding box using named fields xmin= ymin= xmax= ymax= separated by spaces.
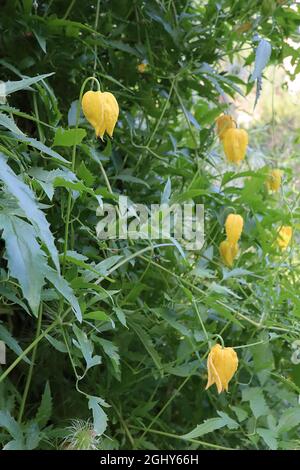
xmin=1 ymin=0 xmax=300 ymax=450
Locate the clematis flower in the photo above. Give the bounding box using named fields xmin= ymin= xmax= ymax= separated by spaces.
xmin=81 ymin=90 xmax=119 ymax=139
xmin=266 ymin=168 xmax=282 ymax=192
xmin=205 ymin=344 xmax=238 ymax=394
xmin=223 ymin=128 xmax=248 ymax=164
xmin=81 ymin=90 xmax=104 ymax=138
xmin=216 ymin=114 xmax=236 ymax=140
xmin=277 ymin=225 xmax=292 ymax=250
xmin=225 ymin=213 xmax=244 ymax=245
xmin=219 ymin=240 xmax=239 ymax=267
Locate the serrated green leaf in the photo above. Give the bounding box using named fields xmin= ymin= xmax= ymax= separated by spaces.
xmin=277 ymin=407 xmax=300 ymax=435
xmin=88 ymin=396 xmax=108 ymax=437
xmin=35 ymin=382 xmax=52 ymax=428
xmin=3 ymin=73 xmax=54 ymax=95
xmin=53 ymin=127 xmax=86 ymax=147
xmin=0 ymin=112 xmax=25 ymax=135
xmin=181 ymin=418 xmax=227 ymax=439
xmin=242 ymin=387 xmax=269 ymax=419
xmin=45 ymin=267 xmax=82 ymax=322
xmin=257 ymin=427 xmax=278 ymax=450
xmin=0 ymin=153 xmax=60 ymax=270
xmin=0 ymin=214 xmax=47 ymax=314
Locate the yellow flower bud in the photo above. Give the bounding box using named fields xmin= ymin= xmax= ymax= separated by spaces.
xmin=81 ymin=90 xmax=119 ymax=139
xmin=216 ymin=114 xmax=236 ymax=140
xmin=277 ymin=225 xmax=293 ymax=250
xmin=219 ymin=240 xmax=239 ymax=267
xmin=223 ymin=128 xmax=248 ymax=164
xmin=266 ymin=169 xmax=282 ymax=192
xmin=101 ymin=91 xmax=119 ymax=138
xmin=81 ymin=90 xmax=104 ymax=138
xmin=205 ymin=344 xmax=238 ymax=394
xmin=225 ymin=213 xmax=244 ymax=245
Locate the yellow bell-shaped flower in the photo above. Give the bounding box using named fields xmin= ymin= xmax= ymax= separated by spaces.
xmin=266 ymin=168 xmax=282 ymax=192
xmin=225 ymin=213 xmax=244 ymax=245
xmin=81 ymin=90 xmax=119 ymax=139
xmin=216 ymin=114 xmax=236 ymax=140
xmin=223 ymin=128 xmax=248 ymax=164
xmin=205 ymin=344 xmax=238 ymax=394
xmin=277 ymin=225 xmax=292 ymax=251
xmin=101 ymin=91 xmax=119 ymax=138
xmin=219 ymin=240 xmax=239 ymax=267
xmin=81 ymin=90 xmax=104 ymax=138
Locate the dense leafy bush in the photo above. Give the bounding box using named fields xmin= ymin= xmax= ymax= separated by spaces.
xmin=1 ymin=0 xmax=300 ymax=450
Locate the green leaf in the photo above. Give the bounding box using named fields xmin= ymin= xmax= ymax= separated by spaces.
xmin=95 ymin=337 xmax=120 ymax=375
xmin=29 ymin=167 xmax=78 ymax=200
xmin=45 ymin=334 xmax=68 ymax=353
xmin=7 ymin=134 xmax=69 ymax=163
xmin=84 ymin=310 xmax=112 ymax=323
xmin=83 ymin=256 xmax=123 ymax=282
xmin=53 ymin=128 xmax=86 ymax=147
xmin=113 ymin=307 xmax=127 ymax=327
xmin=77 ymin=161 xmax=95 ymax=187
xmin=0 ymin=153 xmax=60 ymax=270
xmin=242 ymin=387 xmax=269 ymax=419
xmin=129 ymin=321 xmax=162 ymax=372
xmin=216 ymin=411 xmax=239 ymax=430
xmin=209 ymin=282 xmax=242 ymax=299
xmin=0 ymin=112 xmax=25 ymax=135
xmin=252 ymin=333 xmax=274 ymax=373
xmin=45 ymin=267 xmax=82 ymax=322
xmin=222 ymin=268 xmax=256 ymax=280
xmin=0 ymin=214 xmax=47 ymax=314
xmin=0 ymin=324 xmax=31 ymax=364
xmin=3 ymin=73 xmax=54 ymax=95
xmin=277 ymin=407 xmax=300 ymax=435
xmin=25 ymin=423 xmax=40 ymax=450
xmin=0 ymin=410 xmax=23 ymax=440
xmin=230 ymin=405 xmax=248 ymax=422
xmin=250 ymin=39 xmax=272 ymax=82
xmin=33 ymin=30 xmax=47 ymax=53
xmin=257 ymin=428 xmax=278 ymax=450
xmin=88 ymin=396 xmax=108 ymax=436
xmin=73 ymin=324 xmax=102 ymax=370
xmin=104 ymin=40 xmax=140 ymax=57
xmin=111 ymin=173 xmax=151 ymax=188
xmin=181 ymin=416 xmax=234 ymax=440
xmin=35 ymin=382 xmax=52 ymax=428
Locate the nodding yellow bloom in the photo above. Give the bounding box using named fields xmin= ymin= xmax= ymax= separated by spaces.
xmin=81 ymin=90 xmax=119 ymax=139
xmin=81 ymin=90 xmax=104 ymax=138
xmin=205 ymin=344 xmax=238 ymax=394
xmin=266 ymin=169 xmax=282 ymax=192
xmin=219 ymin=240 xmax=239 ymax=267
xmin=137 ymin=63 xmax=148 ymax=73
xmin=277 ymin=225 xmax=293 ymax=250
xmin=225 ymin=213 xmax=244 ymax=245
xmin=216 ymin=114 xmax=236 ymax=140
xmin=101 ymin=92 xmax=119 ymax=138
xmin=223 ymin=128 xmax=248 ymax=164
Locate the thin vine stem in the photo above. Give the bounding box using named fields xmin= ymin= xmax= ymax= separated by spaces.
xmin=18 ymin=304 xmax=43 ymax=423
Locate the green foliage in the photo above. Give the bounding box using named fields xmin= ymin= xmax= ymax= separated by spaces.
xmin=0 ymin=0 xmax=300 ymax=451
